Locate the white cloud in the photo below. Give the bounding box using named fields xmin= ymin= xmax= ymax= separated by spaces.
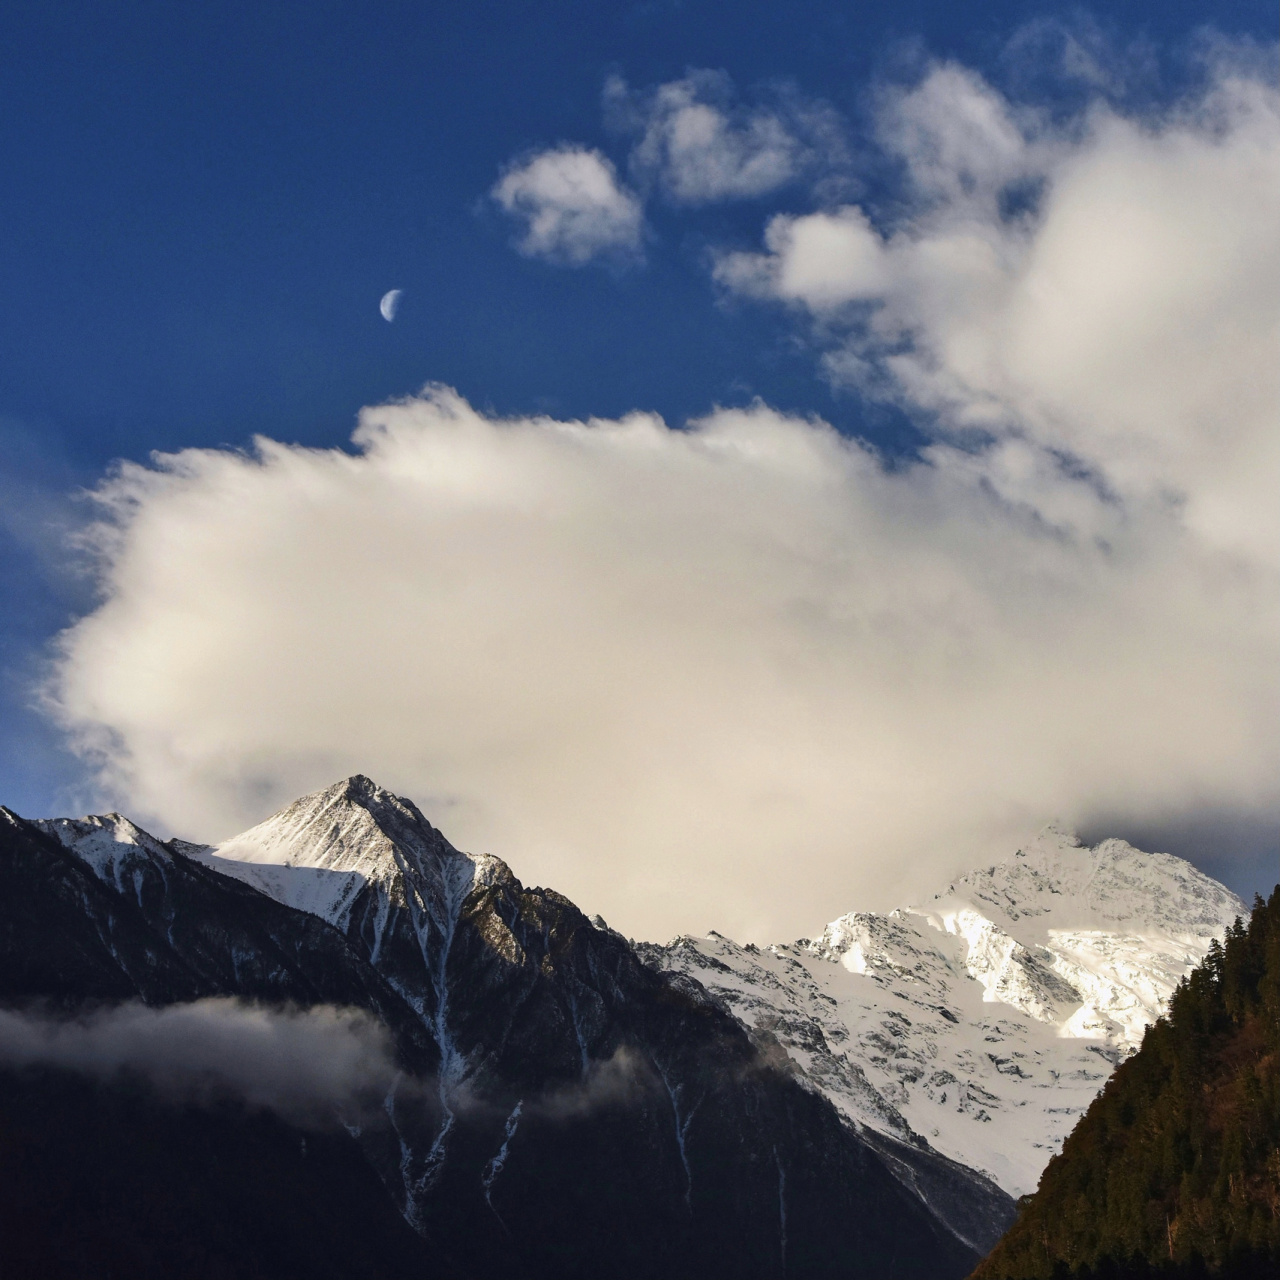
xmin=492 ymin=146 xmax=644 ymax=265
xmin=606 ymin=70 xmax=841 ymax=204
xmin=38 ymin=47 xmax=1280 ymax=944
xmin=489 ymin=72 xmax=843 ymax=272
xmin=715 ymin=205 xmax=889 ymax=306
xmin=877 ymin=62 xmax=1039 ymax=211
xmin=714 ymin=53 xmax=1280 ymax=569
xmin=0 ymin=1000 xmax=400 ymax=1125
xmin=47 ymin=386 xmax=1278 ymax=944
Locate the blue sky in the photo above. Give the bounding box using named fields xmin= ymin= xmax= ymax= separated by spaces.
xmin=1 ymin=0 xmax=1276 ymax=933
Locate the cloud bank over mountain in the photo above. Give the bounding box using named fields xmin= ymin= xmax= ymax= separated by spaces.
xmin=0 ymin=1000 xmax=400 ymax=1125
xmin=45 ymin=48 xmax=1278 ymax=942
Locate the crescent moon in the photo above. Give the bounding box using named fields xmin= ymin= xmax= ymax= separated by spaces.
xmin=379 ymin=289 xmax=402 ymax=322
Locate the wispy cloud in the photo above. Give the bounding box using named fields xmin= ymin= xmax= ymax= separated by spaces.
xmin=605 ymin=70 xmax=844 ymax=204
xmin=533 ymin=1046 xmax=651 ymax=1119
xmin=490 ymin=70 xmax=845 ymax=267
xmin=0 ymin=999 xmax=402 ymax=1126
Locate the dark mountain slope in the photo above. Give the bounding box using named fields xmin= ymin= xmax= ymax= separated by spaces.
xmin=322 ymin=811 xmax=991 ymax=1279
xmin=972 ymin=885 xmax=1280 ymax=1280
xmin=0 ymin=806 xmax=460 ymax=1278
xmin=0 ymin=1065 xmax=447 ymax=1280
xmin=1 ymin=789 xmax=1002 ymax=1279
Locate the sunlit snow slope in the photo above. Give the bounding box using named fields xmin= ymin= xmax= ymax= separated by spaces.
xmin=641 ymin=825 xmax=1244 ymax=1196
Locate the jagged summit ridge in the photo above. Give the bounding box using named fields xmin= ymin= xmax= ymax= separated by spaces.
xmin=33 ymin=811 xmax=177 ymax=884
xmin=905 ymin=824 xmax=1245 ymax=1045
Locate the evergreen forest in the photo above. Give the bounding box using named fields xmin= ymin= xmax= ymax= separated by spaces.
xmin=973 ymin=885 xmax=1280 ymax=1279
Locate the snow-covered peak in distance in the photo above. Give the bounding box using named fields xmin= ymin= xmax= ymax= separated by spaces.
xmin=925 ymin=820 xmax=1240 ymax=934
xmin=644 ymin=824 xmax=1245 ymax=1197
xmin=187 ymin=775 xmax=506 ymax=930
xmin=891 ymin=823 xmax=1243 ymax=1047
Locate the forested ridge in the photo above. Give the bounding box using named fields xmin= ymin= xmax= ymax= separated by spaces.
xmin=973 ymin=885 xmax=1280 ymax=1280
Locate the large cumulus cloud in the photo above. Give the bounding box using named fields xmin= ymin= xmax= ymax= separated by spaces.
xmin=47 ymin=375 xmax=1277 ymax=940
xmin=41 ymin=44 xmax=1280 ymax=942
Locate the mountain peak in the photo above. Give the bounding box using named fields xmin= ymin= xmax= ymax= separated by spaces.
xmin=197 ymin=776 xmax=508 ymax=930
xmin=337 ymin=772 xmax=406 ymax=811
xmin=216 ymin=775 xmax=444 ymax=868
xmin=935 ymin=831 xmax=1241 ymax=939
xmin=652 ymin=830 xmax=1244 ymax=1199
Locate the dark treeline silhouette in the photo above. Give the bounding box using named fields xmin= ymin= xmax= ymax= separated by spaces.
xmin=973 ymin=885 xmax=1280 ymax=1279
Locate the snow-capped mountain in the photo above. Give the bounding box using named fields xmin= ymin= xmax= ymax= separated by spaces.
xmin=182 ymin=781 xmax=511 ymax=1112
xmin=4 ymin=779 xmax=1014 ymax=1279
xmin=641 ymin=824 xmax=1244 ymax=1196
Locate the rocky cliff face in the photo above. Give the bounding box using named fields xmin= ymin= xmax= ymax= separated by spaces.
xmin=1 ymin=781 xmax=1007 ymax=1279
